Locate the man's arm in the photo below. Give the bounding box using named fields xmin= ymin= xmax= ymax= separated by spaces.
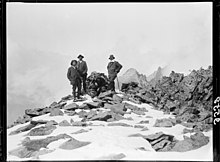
xmin=83 ymin=61 xmax=88 ymax=74
xmin=67 ymin=68 xmax=72 ymax=81
xmin=115 ymin=61 xmax=122 ymax=73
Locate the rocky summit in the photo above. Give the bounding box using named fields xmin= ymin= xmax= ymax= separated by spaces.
xmin=7 ymin=66 xmax=212 ymax=161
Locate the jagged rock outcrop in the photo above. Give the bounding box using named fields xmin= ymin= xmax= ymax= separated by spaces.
xmin=121 ymin=66 xmax=213 ymax=132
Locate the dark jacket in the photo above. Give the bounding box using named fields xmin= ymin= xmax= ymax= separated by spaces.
xmin=107 ymin=61 xmax=122 ymax=76
xmin=67 ymin=66 xmax=81 ymax=85
xmin=77 ymin=60 xmax=88 ymax=75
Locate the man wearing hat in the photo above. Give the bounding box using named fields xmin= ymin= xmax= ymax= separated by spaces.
xmin=77 ymin=54 xmax=88 ymax=94
xmin=107 ymin=55 xmax=122 ymax=92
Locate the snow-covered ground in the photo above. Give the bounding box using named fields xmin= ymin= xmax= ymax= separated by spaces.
xmin=7 ymin=94 xmax=213 ymax=161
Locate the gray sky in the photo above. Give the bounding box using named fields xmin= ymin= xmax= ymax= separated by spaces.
xmin=7 ymin=2 xmax=212 ymax=124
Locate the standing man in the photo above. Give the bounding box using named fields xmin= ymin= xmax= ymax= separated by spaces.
xmin=77 ymin=54 xmax=88 ymax=94
xmin=107 ymin=54 xmax=122 ymax=92
xmin=67 ymin=60 xmax=82 ymax=101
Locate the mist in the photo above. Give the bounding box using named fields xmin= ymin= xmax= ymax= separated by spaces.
xmin=7 ymin=2 xmax=212 ymax=125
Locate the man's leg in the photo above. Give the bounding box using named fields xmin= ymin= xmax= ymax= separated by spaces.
xmin=108 ymin=74 xmax=116 ymax=91
xmin=82 ymin=74 xmax=87 ymax=93
xmin=72 ymin=84 xmax=77 ymax=100
xmin=77 ymin=79 xmax=82 ymax=98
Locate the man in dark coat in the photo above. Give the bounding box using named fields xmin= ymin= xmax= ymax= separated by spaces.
xmin=67 ymin=60 xmax=82 ymax=101
xmin=107 ymin=55 xmax=122 ymax=92
xmin=77 ymin=54 xmax=88 ymax=94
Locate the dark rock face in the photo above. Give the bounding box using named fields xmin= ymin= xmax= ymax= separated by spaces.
xmin=143 ymin=132 xmax=177 ymax=152
xmin=121 ymin=66 xmax=213 ymax=131
xmin=9 ymin=134 xmax=72 ymax=158
xmin=59 ymin=138 xmax=91 ymax=150
xmin=86 ymin=72 xmax=109 ymax=97
xmin=134 ymin=125 xmax=145 ymax=128
xmin=27 ymin=125 xmax=57 ymax=136
xmin=171 ymin=132 xmax=209 ymax=152
xmin=49 ymin=108 xmax=64 ymax=116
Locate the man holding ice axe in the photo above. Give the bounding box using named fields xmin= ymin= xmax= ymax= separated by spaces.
xmin=107 ymin=54 xmax=122 ymax=92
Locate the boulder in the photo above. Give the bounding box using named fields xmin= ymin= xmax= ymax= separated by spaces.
xmin=98 ymin=90 xmax=114 ymax=99
xmin=59 ymin=138 xmax=91 ymax=150
xmin=134 ymin=125 xmax=145 ymax=128
xmin=63 ymin=103 xmax=79 ymax=110
xmin=27 ymin=125 xmax=57 ymax=136
xmin=107 ymin=122 xmax=133 ymax=127
xmin=45 ymin=120 xmax=58 ymax=127
xmin=71 ymin=129 xmax=90 ymax=134
xmin=86 ymin=102 xmax=102 ymax=108
xmin=9 ymin=134 xmax=72 ymax=158
xmin=112 ymin=94 xmax=123 ymax=103
xmin=108 ymin=103 xmax=127 ymax=115
xmin=138 ymin=120 xmax=149 ymax=124
xmin=49 ymin=108 xmax=64 ymax=116
xmin=71 ymin=120 xmax=89 ymax=127
xmin=90 ymin=111 xmax=113 ymax=121
xmin=99 ymin=153 xmax=126 ymax=160
xmin=64 ymin=110 xmax=76 ymax=116
xmin=171 ymin=132 xmax=209 ymax=152
xmin=153 ymin=118 xmax=174 ymax=127
xmin=59 ymin=120 xmax=71 ymax=126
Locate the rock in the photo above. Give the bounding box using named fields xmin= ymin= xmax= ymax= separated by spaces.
xmin=143 ymin=132 xmax=176 ymax=152
xmin=99 ymin=153 xmax=126 ymax=160
xmin=128 ymin=133 xmax=145 ymax=137
xmin=141 ymin=127 xmax=149 ymax=131
xmin=90 ymin=111 xmax=113 ymax=121
xmin=71 ymin=129 xmax=90 ymax=134
xmin=182 ymin=128 xmax=194 ymax=134
xmin=49 ymin=108 xmax=64 ymax=116
xmin=9 ymin=133 xmax=72 ymax=158
xmin=153 ymin=118 xmax=174 ymax=127
xmin=98 ymin=90 xmax=114 ymax=99
xmin=125 ymin=117 xmax=134 ymax=121
xmin=9 ymin=123 xmax=37 ymax=135
xmin=86 ymin=102 xmax=102 ymax=108
xmin=59 ymin=120 xmax=71 ymax=126
xmin=49 ymin=102 xmax=65 ymax=109
xmin=25 ymin=108 xmax=41 ymax=117
xmin=134 ymin=125 xmax=145 ymax=128
xmin=112 ymin=94 xmax=123 ymax=103
xmin=86 ymin=110 xmax=97 ymax=120
xmin=71 ymin=120 xmax=88 ymax=127
xmin=138 ymin=120 xmax=149 ymax=124
xmin=132 ymin=110 xmax=145 ymax=115
xmin=63 ymin=103 xmax=79 ymax=110
xmin=79 ymin=103 xmax=90 ymax=109
xmin=171 ymin=132 xmax=209 ymax=152
xmin=27 ymin=125 xmax=57 ymax=136
xmin=59 ymin=138 xmax=91 ymax=150
xmin=64 ymin=110 xmax=76 ymax=116
xmin=77 ymin=110 xmax=88 ymax=118
xmin=61 ymin=95 xmax=73 ymax=101
xmin=107 ymin=122 xmax=133 ymax=127
xmin=45 ymin=120 xmax=58 ymax=127
xmin=108 ymin=103 xmax=127 ymax=115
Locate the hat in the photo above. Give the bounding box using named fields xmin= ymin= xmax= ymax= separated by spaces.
xmin=109 ymin=55 xmax=115 ymax=60
xmin=77 ymin=54 xmax=84 ymax=59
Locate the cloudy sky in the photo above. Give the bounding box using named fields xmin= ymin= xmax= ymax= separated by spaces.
xmin=7 ymin=2 xmax=212 ymax=125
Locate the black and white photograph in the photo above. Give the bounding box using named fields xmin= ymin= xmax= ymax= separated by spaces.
xmin=6 ymin=2 xmax=213 ymax=161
